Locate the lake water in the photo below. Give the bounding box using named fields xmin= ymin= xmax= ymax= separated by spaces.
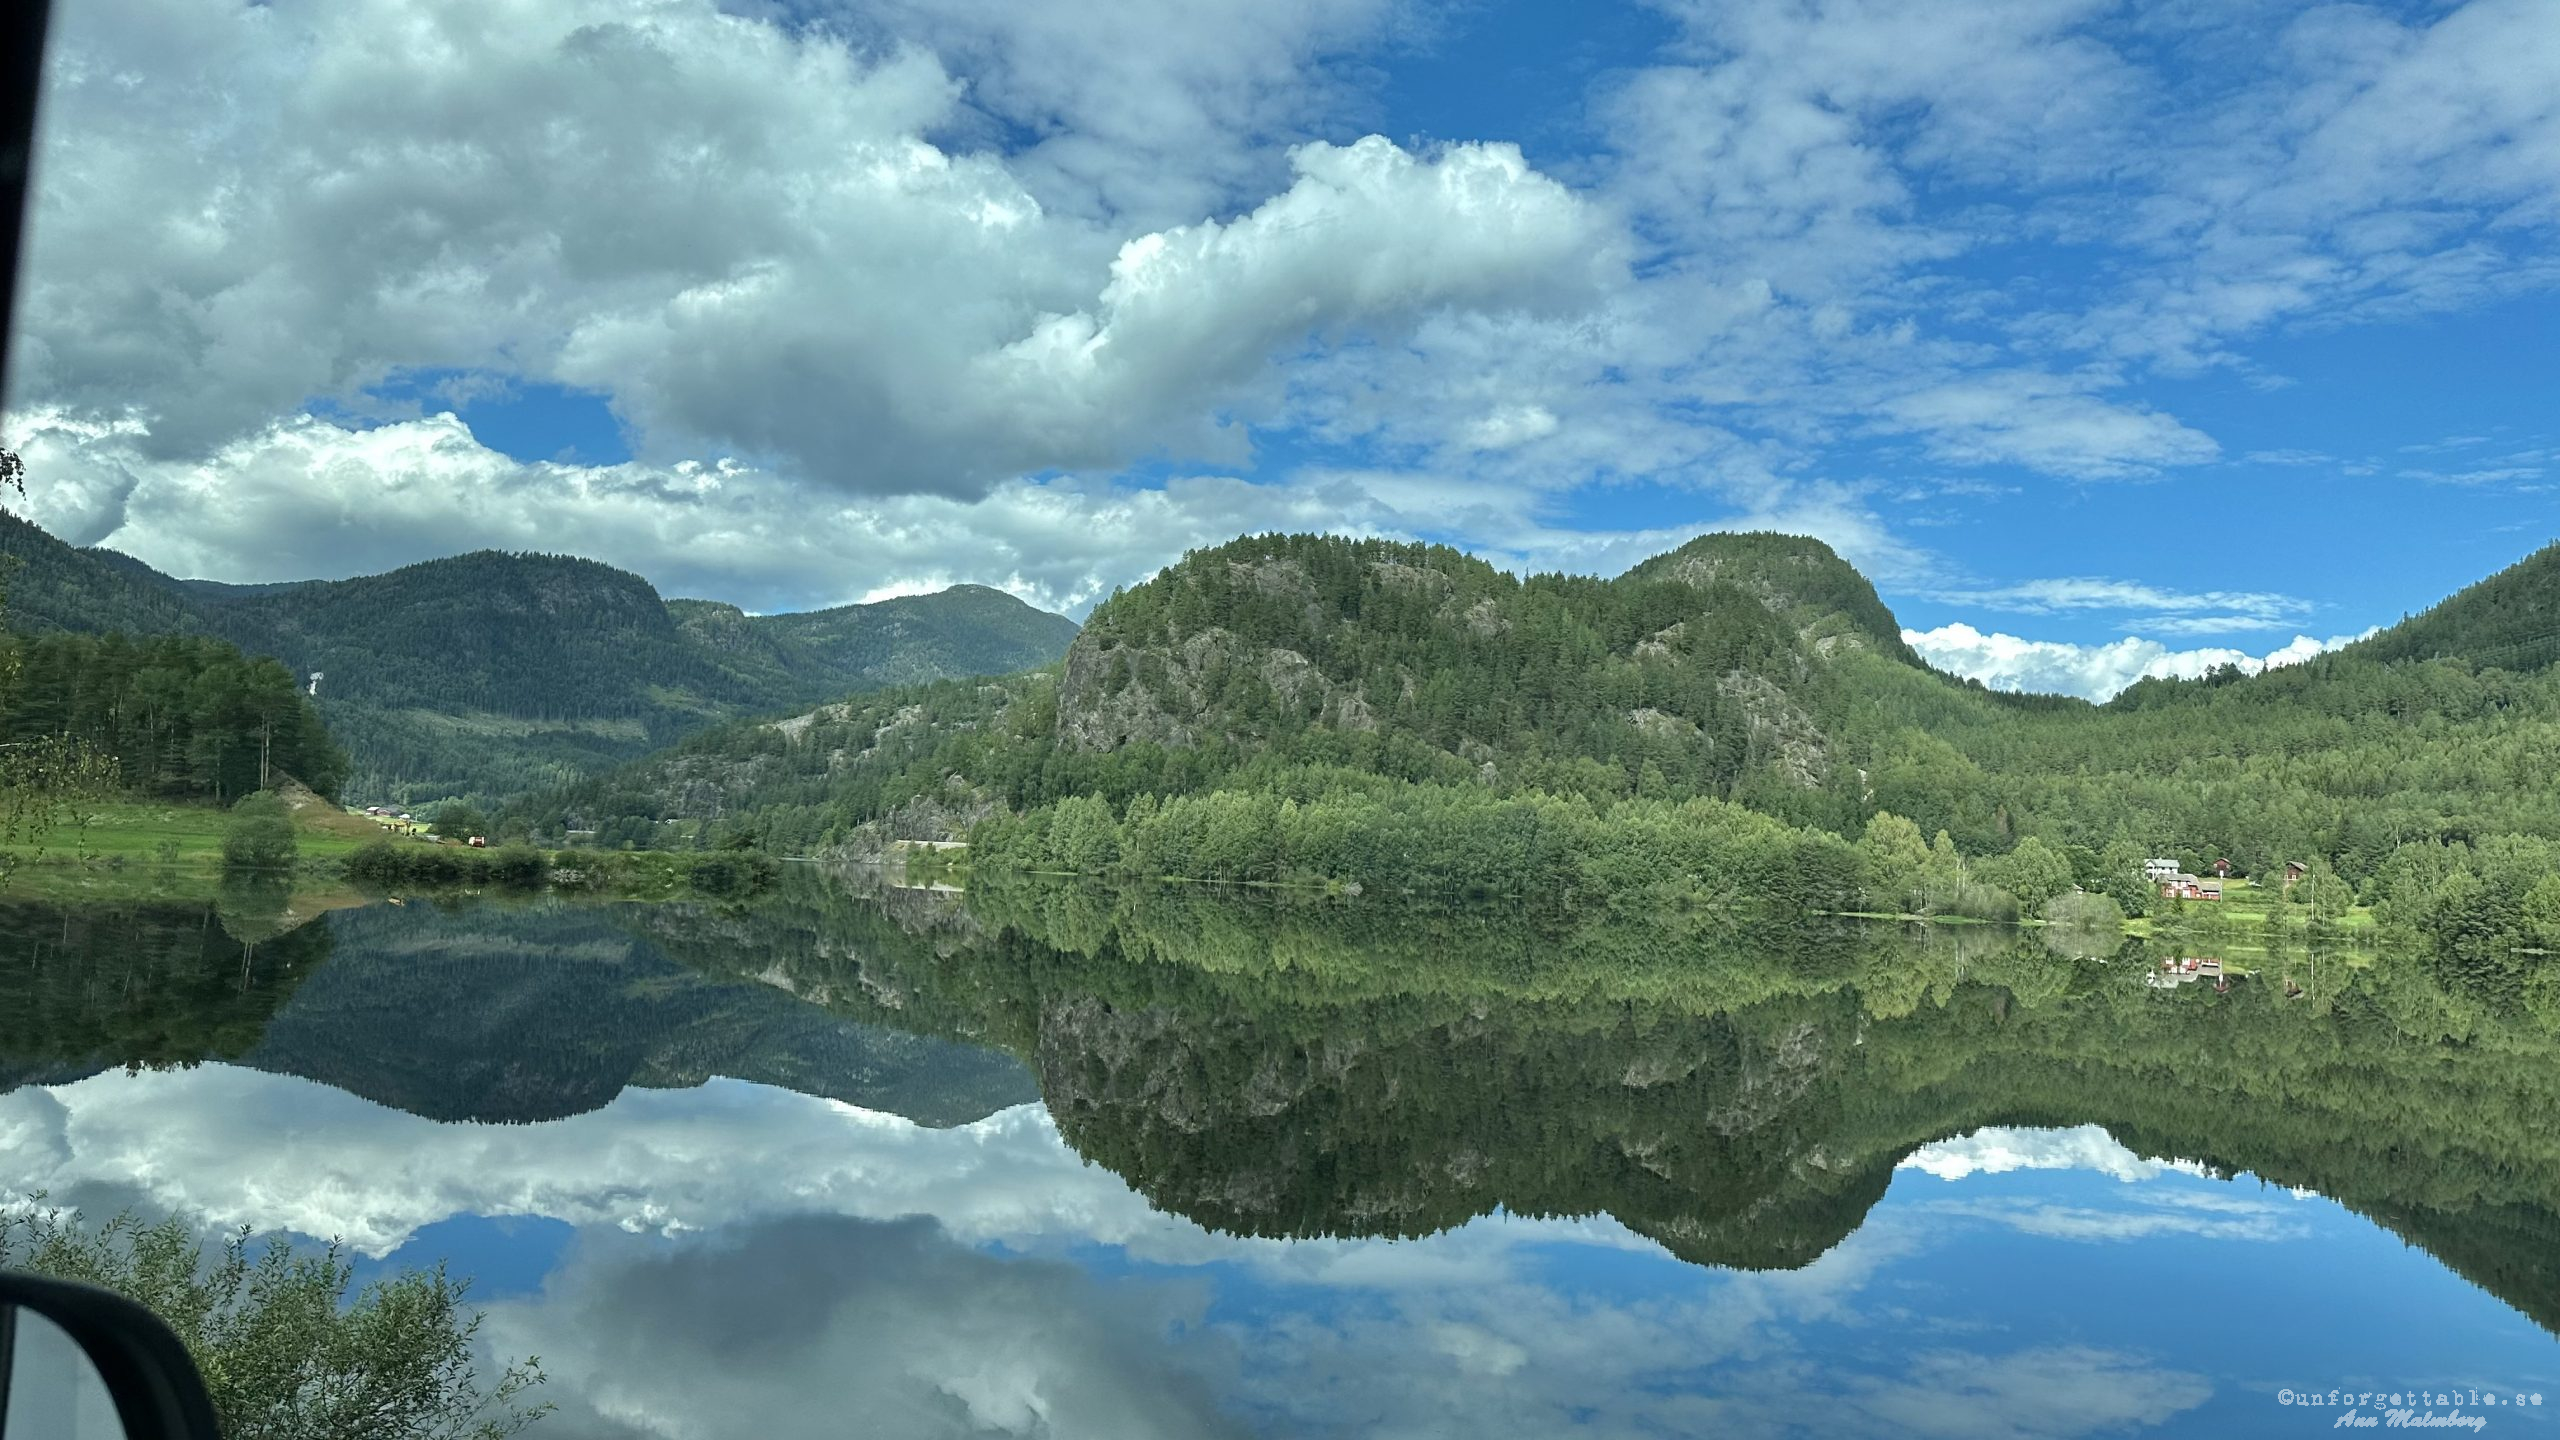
xmin=3 ymin=876 xmax=2556 ymax=1438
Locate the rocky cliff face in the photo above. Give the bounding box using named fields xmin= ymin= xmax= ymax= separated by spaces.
xmin=1058 ymin=625 xmax=1375 ymax=752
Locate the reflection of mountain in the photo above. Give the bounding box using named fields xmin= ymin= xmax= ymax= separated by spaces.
xmin=0 ymin=898 xmax=1037 ymax=1128
xmin=0 ymin=899 xmax=333 ymax=1091
xmin=704 ymin=877 xmax=2560 ymax=1331
xmin=13 ymin=879 xmax=2559 ymax=1336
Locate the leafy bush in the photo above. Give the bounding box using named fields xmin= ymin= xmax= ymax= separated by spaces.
xmin=346 ymin=839 xmax=552 ymax=889
xmin=1935 ymin=880 xmax=2022 ymax=923
xmin=220 ymin=791 xmax=298 ymax=871
xmin=2043 ymin=889 xmax=2125 ymax=929
xmin=0 ymin=1204 xmax=549 ymax=1440
xmin=683 ymin=849 xmax=780 ymax=897
xmin=432 ymin=802 xmax=489 ymax=840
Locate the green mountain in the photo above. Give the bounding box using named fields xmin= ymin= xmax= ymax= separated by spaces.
xmin=519 ymin=530 xmax=1962 ymax=846
xmin=0 ymin=512 xmax=1079 ymax=806
xmin=0 ymin=511 xmax=209 ymax=635
xmin=522 ymin=529 xmax=2560 ymax=951
xmin=2342 ymin=539 xmax=2560 ymax=671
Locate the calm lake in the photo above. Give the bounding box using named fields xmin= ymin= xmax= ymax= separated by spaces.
xmin=3 ymin=874 xmax=2556 ymax=1439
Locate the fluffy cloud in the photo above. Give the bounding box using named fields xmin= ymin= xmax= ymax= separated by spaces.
xmin=10 ymin=407 xmax=1921 ymax=616
xmin=835 ymin=0 xmax=1416 ymax=228
xmin=10 ymin=0 xmax=2559 ymax=619
xmin=1902 ymin=623 xmax=2371 ymax=702
xmin=14 ymin=0 xmax=1601 ymax=500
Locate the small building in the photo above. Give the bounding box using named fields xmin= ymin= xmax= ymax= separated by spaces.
xmin=2213 ymin=858 xmax=2233 ymax=878
xmin=2144 ymin=858 xmax=2181 ymax=881
xmin=2158 ymin=874 xmax=2222 ymax=901
xmin=2282 ymin=861 xmax=2309 ymax=890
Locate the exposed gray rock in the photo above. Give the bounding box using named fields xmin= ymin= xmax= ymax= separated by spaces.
xmin=1718 ymin=669 xmax=1827 ymax=787
xmin=1627 ymin=706 xmax=1702 ymax=741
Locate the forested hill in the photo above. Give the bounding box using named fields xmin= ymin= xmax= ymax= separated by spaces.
xmin=0 ymin=511 xmax=207 ymax=635
xmin=0 ymin=512 xmax=1078 ymax=806
xmin=1052 ymin=529 xmax=1950 ymax=807
xmin=522 ymin=529 xmax=2560 ymax=957
xmin=2340 ymin=540 xmax=2560 ymax=672
xmin=511 ymin=529 xmax=2014 ymax=853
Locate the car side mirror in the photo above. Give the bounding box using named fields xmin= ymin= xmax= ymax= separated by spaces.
xmin=0 ymin=1273 xmax=221 ymax=1440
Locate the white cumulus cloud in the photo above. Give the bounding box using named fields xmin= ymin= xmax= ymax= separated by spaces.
xmin=1902 ymin=623 xmax=2373 ymax=702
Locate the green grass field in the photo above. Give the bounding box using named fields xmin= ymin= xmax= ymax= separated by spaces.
xmin=1 ymin=796 xmax=380 ymax=870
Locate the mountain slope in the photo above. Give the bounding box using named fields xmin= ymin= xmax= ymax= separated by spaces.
xmin=516 ymin=530 xmax=2001 ymax=855
xmin=670 ymin=585 xmax=1079 ymax=698
xmin=526 ymin=530 xmax=2560 ymax=927
xmin=2342 ymin=540 xmax=2560 ymax=672
xmin=0 ymin=515 xmax=1078 ymax=806
xmin=1051 ymin=530 xmax=1937 ymax=802
xmin=0 ymin=512 xmax=208 ymax=635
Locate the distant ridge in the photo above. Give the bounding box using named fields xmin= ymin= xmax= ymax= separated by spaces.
xmin=0 ymin=511 xmax=1079 ymax=805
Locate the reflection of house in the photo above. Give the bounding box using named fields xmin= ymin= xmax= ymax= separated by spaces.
xmin=2146 ymin=956 xmax=2227 ymax=989
xmin=2282 ymin=861 xmax=2309 ymax=890
xmin=2159 ymin=873 xmax=2222 ymax=900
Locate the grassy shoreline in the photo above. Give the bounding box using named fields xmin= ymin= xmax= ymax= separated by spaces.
xmin=0 ymin=796 xmax=774 ymax=903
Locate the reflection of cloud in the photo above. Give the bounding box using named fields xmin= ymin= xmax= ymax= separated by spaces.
xmin=1898 ymin=1128 xmax=2313 ymax=1246
xmin=1838 ymin=1346 xmax=2212 ymax=1440
xmin=3 ymin=1067 xmax=2256 ymax=1439
xmin=1914 ymin=1197 xmax=2309 ymax=1246
xmin=1901 ymin=1125 xmax=2207 ymax=1183
xmin=484 ymin=1215 xmax=1245 ymax=1440
xmin=0 ymin=1068 xmax=1167 ymax=1258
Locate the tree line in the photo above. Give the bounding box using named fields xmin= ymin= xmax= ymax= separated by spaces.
xmin=0 ymin=631 xmax=346 ymax=801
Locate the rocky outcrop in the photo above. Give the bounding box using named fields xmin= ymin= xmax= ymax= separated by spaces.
xmin=1056 ymin=625 xmax=1375 ymax=752
xmin=1719 ymin=670 xmax=1827 ymax=787
xmin=1627 ymin=707 xmax=1702 ymax=742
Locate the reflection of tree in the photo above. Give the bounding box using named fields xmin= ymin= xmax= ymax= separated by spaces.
xmin=0 ymin=895 xmax=1038 ymax=1129
xmin=704 ymin=875 xmax=2560 ymax=1330
xmin=0 ymin=899 xmax=332 ymax=1079
xmin=214 ymin=877 xmax=297 ymax=946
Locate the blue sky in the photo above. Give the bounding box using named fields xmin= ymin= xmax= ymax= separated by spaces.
xmin=5 ymin=0 xmax=2556 ymax=697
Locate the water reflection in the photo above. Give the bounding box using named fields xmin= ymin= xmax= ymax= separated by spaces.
xmin=2 ymin=879 xmax=2556 ymax=1437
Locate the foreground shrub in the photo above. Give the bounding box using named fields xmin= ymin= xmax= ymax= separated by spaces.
xmin=1 ymin=1203 xmax=549 ymax=1440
